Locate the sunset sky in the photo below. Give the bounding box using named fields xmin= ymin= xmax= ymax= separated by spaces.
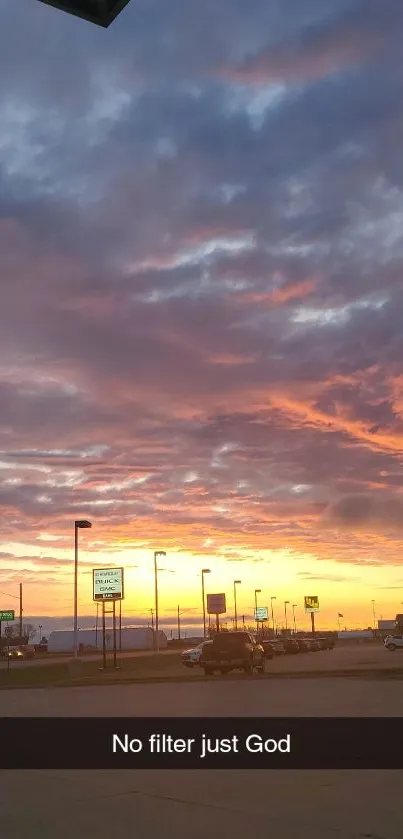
xmin=1 ymin=0 xmax=403 ymax=633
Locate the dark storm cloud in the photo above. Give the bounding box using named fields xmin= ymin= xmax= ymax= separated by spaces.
xmin=0 ymin=0 xmax=403 ymax=570
xmin=325 ymin=495 xmax=403 ymax=534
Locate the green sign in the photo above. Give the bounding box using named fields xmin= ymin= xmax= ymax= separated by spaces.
xmin=0 ymin=610 xmax=15 ymax=622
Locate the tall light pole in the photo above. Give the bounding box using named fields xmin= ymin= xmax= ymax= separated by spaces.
xmin=234 ymin=580 xmax=241 ymax=630
xmin=271 ymin=596 xmax=276 ymax=634
xmin=254 ymin=589 xmax=261 ymax=633
xmin=74 ymin=519 xmax=92 ymax=658
xmin=292 ymin=604 xmax=297 ymax=634
xmin=154 ymin=550 xmax=166 ymax=653
xmin=201 ymin=569 xmax=211 ymax=637
xmin=284 ymin=600 xmax=290 ymax=631
xmin=371 ymin=599 xmax=376 ymax=631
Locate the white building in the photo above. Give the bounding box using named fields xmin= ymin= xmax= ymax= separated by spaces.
xmin=48 ymin=626 xmax=167 ymax=653
xmin=337 ymin=630 xmax=373 ymax=640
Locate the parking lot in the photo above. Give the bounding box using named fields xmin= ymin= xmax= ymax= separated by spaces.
xmin=1 ymin=644 xmax=402 ymax=838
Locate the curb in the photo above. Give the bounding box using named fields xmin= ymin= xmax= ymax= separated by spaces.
xmin=0 ymin=667 xmax=402 ymax=690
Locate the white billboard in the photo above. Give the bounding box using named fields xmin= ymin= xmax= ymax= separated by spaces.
xmin=255 ymin=606 xmax=268 ymax=621
xmin=93 ymin=567 xmax=124 ymax=601
xmin=206 ymin=593 xmax=226 ymax=615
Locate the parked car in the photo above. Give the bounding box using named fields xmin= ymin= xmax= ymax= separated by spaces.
xmin=384 ymin=634 xmax=403 ymax=651
xmin=261 ymin=640 xmax=275 ymax=659
xmin=317 ymin=637 xmax=335 ymax=650
xmin=296 ymin=638 xmax=310 ymax=653
xmin=200 ymin=631 xmax=265 ymax=675
xmin=269 ymin=639 xmax=286 ymax=655
xmin=283 ymin=638 xmax=299 ymax=655
xmin=304 ymin=639 xmax=320 ymax=651
xmin=6 ymin=645 xmax=35 ymax=660
xmin=181 ymin=640 xmax=212 ymax=667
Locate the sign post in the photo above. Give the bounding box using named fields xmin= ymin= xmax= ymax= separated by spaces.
xmin=206 ymin=593 xmax=226 ymax=633
xmin=93 ymin=569 xmax=124 ymax=669
xmin=254 ymin=606 xmax=268 ymax=636
xmin=304 ymin=596 xmax=319 ymax=635
xmin=0 ymin=610 xmax=15 ymax=622
xmin=0 ymin=611 xmax=15 ymax=652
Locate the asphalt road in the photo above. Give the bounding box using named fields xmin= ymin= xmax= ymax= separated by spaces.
xmin=1 ymin=648 xmax=402 ymax=839
xmin=1 ymin=674 xmax=403 ymax=715
xmin=1 ymin=675 xmax=403 ymax=838
xmin=0 ymin=640 xmax=400 ymax=674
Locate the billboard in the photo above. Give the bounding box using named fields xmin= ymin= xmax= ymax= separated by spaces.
xmin=255 ymin=606 xmax=268 ymax=621
xmin=304 ymin=595 xmax=319 ymax=612
xmin=0 ymin=610 xmax=15 ymax=622
xmin=206 ymin=593 xmax=226 ymax=615
xmin=93 ymin=568 xmax=124 ymax=601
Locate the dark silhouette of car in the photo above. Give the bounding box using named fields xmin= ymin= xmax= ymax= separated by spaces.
xmin=6 ymin=645 xmax=35 ymax=660
xmin=283 ymin=638 xmax=299 ymax=654
xmin=261 ymin=641 xmax=275 ymax=659
xmin=200 ymin=631 xmax=266 ymax=675
xmin=296 ymin=638 xmax=310 ymax=652
xmin=269 ymin=639 xmax=286 ymax=655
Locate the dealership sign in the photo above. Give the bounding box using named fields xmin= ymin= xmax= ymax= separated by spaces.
xmin=0 ymin=610 xmax=15 ymax=622
xmin=93 ymin=568 xmax=124 ymax=601
xmin=304 ymin=596 xmax=319 ymax=612
xmin=255 ymin=606 xmax=268 ymax=622
xmin=206 ymin=593 xmax=226 ymax=615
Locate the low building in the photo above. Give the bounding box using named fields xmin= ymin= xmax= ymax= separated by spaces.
xmin=337 ymin=630 xmax=374 ymax=640
xmin=48 ymin=626 xmax=167 ymax=653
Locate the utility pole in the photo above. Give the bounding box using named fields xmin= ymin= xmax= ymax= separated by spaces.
xmin=19 ymin=583 xmax=23 ymax=639
xmin=177 ymin=605 xmax=181 ymax=640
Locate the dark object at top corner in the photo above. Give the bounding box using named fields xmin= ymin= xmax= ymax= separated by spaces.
xmin=37 ymin=1 xmax=131 ymax=28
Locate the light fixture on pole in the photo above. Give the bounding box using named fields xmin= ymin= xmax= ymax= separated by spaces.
xmin=233 ymin=580 xmax=241 ymax=630
xmin=271 ymin=596 xmax=276 ymax=633
xmin=284 ymin=600 xmax=290 ymax=631
xmin=254 ymin=589 xmax=261 ymax=633
xmin=292 ymin=604 xmax=297 ymax=634
xmin=154 ymin=551 xmax=166 ymax=653
xmin=74 ymin=519 xmax=92 ymax=658
xmin=201 ymin=569 xmax=211 ymax=637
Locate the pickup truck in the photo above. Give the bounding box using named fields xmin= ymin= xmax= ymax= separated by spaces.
xmin=200 ymin=631 xmax=266 ymax=676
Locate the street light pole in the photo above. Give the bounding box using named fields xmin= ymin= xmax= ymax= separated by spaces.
xmin=154 ymin=550 xmax=166 ymax=653
xmin=234 ymin=580 xmax=241 ymax=630
xmin=254 ymin=589 xmax=261 ymax=633
xmin=292 ymin=604 xmax=297 ymax=634
xmin=371 ymin=599 xmax=376 ymax=631
xmin=284 ymin=600 xmax=290 ymax=631
xmin=73 ymin=519 xmax=92 ymax=658
xmin=201 ymin=569 xmax=211 ymax=637
xmin=271 ymin=596 xmax=276 ymax=634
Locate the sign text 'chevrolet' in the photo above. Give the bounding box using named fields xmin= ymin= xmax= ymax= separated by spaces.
xmin=93 ymin=568 xmax=124 ymax=601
